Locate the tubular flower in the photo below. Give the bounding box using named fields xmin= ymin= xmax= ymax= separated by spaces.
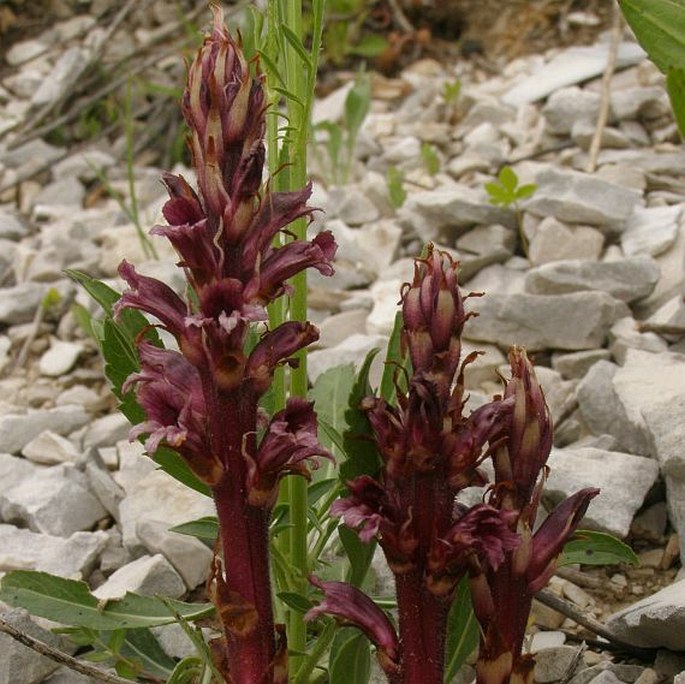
xmin=113 ymin=7 xmax=336 ymax=683
xmin=305 ymin=576 xmax=400 ymax=676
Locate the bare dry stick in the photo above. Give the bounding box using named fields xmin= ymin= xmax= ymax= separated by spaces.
xmin=585 ymin=1 xmax=623 ymax=173
xmin=0 ymin=617 xmax=132 ymax=684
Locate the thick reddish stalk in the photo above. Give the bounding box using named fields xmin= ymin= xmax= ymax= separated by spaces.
xmin=210 ymin=388 xmax=277 ymax=683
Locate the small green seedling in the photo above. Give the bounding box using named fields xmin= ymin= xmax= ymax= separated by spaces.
xmin=387 ymin=166 xmax=406 ymax=209
xmin=442 ymin=79 xmax=461 ymax=104
xmin=485 ymin=165 xmax=537 ymax=257
xmin=420 ymin=142 xmax=440 ymax=176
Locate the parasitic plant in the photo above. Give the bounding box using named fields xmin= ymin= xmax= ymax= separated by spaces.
xmin=307 ymin=245 xmax=598 ymax=684
xmin=115 ymin=7 xmax=336 ymax=682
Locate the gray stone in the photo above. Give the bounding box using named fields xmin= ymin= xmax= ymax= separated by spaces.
xmin=462 ymin=262 xmax=527 ymax=294
xmin=382 ymin=136 xmax=421 ymax=166
xmin=533 ymin=645 xmax=584 ymax=683
xmin=118 ymin=468 xmax=215 ymax=550
xmin=93 ymin=554 xmax=186 ymax=600
xmin=328 ymin=186 xmax=380 ymax=227
xmin=529 ymin=365 xmax=577 ymax=426
xmin=654 ymin=651 xmax=685 ymax=681
xmin=316 ymin=309 xmax=368 ymax=349
xmin=456 ymin=224 xmax=516 ymax=280
xmin=612 ymin=86 xmax=670 ymax=121
xmin=136 ymin=519 xmax=212 ymax=590
xmin=642 ymin=296 xmax=685 ymax=336
xmin=576 ymin=360 xmax=651 ymax=455
xmin=572 ymin=121 xmax=631 ymax=150
xmin=22 ymin=430 xmax=80 ymax=465
xmin=52 ymin=149 xmax=116 ymax=182
xmin=398 ymin=183 xmax=515 ymax=243
xmin=463 ymin=292 xmax=628 ymax=351
xmin=42 ymin=665 xmax=102 ymax=684
xmin=524 ymin=256 xmax=659 ymax=303
xmin=31 ymin=176 xmax=84 ymax=211
xmin=367 ymin=278 xmax=404 ymax=336
xmin=621 ymin=205 xmax=683 ymax=258
xmin=0 ymin=405 xmax=89 ymax=454
xmin=552 ymin=349 xmax=611 ymax=379
xmin=85 ymin=459 xmax=126 ymax=522
xmin=546 ymin=447 xmax=659 ymax=537
xmin=503 ymin=42 xmax=645 ymax=106
xmin=38 ymin=339 xmax=84 ymax=377
xmin=608 ymin=317 xmax=668 ymax=365
xmin=0 ymin=208 xmax=27 ymax=239
xmin=150 ymin=623 xmax=197 ymax=660
xmin=605 ymin=579 xmax=685 ymax=650
xmin=82 ymin=412 xmax=132 ymax=451
xmin=0 ymin=608 xmax=63 ymax=684
xmin=32 ymin=47 xmax=89 ymax=107
xmin=0 ymin=452 xmax=38 ymax=491
xmin=0 ymin=282 xmax=48 ymax=325
xmin=308 ymin=333 xmax=387 ymax=386
xmin=0 ymin=139 xmax=62 ymax=170
xmin=525 ymin=167 xmax=642 ymax=229
xmin=5 ymin=38 xmax=49 ymax=66
xmin=354 ymin=219 xmax=402 ymax=275
xmin=0 ymin=524 xmax=107 ymax=578
xmin=528 ymin=218 xmax=604 ymax=265
xmin=596 ymin=163 xmax=646 ymax=192
xmin=1 ymin=464 xmax=107 ymax=537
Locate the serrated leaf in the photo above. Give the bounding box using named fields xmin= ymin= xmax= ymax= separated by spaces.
xmin=619 ymin=0 xmax=685 ymax=74
xmin=329 ymin=628 xmax=371 ymax=684
xmin=64 ymin=269 xmax=120 ymax=317
xmin=667 ymin=66 xmax=685 ymax=138
xmin=340 ymin=349 xmax=381 ymax=482
xmin=277 ymin=591 xmax=314 ymax=614
xmin=498 ymin=165 xmax=518 ymax=192
xmin=0 ymin=571 xmax=213 ymax=630
xmin=170 ymin=516 xmax=219 ymax=545
xmin=444 ymin=577 xmax=479 ymax=683
xmin=281 ymin=24 xmax=313 ymax=70
xmin=339 ymin=525 xmax=376 ymax=589
xmin=560 ymin=529 xmax=639 ymax=567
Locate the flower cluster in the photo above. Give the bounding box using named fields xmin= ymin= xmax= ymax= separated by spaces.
xmin=114 ymin=8 xmax=335 ymax=683
xmin=307 ymin=246 xmax=598 ymax=684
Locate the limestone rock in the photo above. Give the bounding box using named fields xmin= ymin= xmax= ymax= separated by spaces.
xmin=93 ymin=554 xmax=186 ymax=600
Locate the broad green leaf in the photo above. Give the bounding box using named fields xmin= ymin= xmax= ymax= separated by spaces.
xmin=560 ymin=529 xmax=639 ymax=567
xmin=277 ymin=591 xmax=314 ymax=614
xmin=170 ymin=516 xmax=219 ymax=545
xmin=318 ymin=419 xmax=347 ymax=459
xmin=121 ymin=628 xmax=176 ymax=679
xmin=484 ymin=182 xmax=512 ymax=207
xmin=0 ymin=571 xmax=213 ymax=630
xmin=329 ymin=628 xmax=371 ymax=684
xmin=339 ymin=525 xmax=376 ymax=589
xmin=619 ymin=0 xmax=685 ymax=73
xmin=498 ymin=165 xmax=518 ymax=192
xmin=341 ymin=349 xmax=381 ymax=482
xmin=667 ymin=66 xmax=685 ymax=137
xmin=64 ymin=269 xmax=119 ymax=317
xmin=515 ymin=183 xmax=538 ymax=200
xmin=444 ymin=578 xmax=479 ymax=683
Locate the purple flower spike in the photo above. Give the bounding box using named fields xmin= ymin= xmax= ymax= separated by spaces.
xmin=306 ymin=576 xmax=400 ymax=676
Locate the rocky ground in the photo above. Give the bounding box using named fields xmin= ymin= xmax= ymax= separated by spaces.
xmin=1 ymin=1 xmax=685 ymax=683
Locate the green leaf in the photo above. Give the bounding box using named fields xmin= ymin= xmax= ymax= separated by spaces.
xmin=498 ymin=165 xmax=519 ymax=192
xmin=153 ymin=446 xmax=211 ymax=498
xmin=560 ymin=529 xmax=639 ymax=567
xmin=307 ymin=478 xmax=339 ymax=507
xmin=64 ymin=269 xmax=119 ymax=317
xmin=484 ymin=182 xmax=512 ymax=207
xmin=619 ymin=0 xmax=685 ymax=73
xmin=339 ymin=525 xmax=376 ymax=588
xmin=281 ymin=24 xmax=313 ymax=70
xmin=515 ymin=183 xmax=538 ymax=200
xmin=0 ymin=571 xmax=214 ymax=630
xmin=277 ymin=591 xmax=314 ymax=614
xmin=344 ymin=71 xmax=372 ymax=145
xmin=444 ymin=577 xmax=479 ymax=683
xmin=421 ymin=142 xmax=440 ymax=176
xmin=258 ymin=49 xmax=286 ymax=88
xmin=379 ymin=312 xmax=410 ymax=407
xmin=667 ymin=66 xmax=685 ymax=138
xmin=348 ymin=34 xmax=389 ymax=58
xmin=121 ymin=628 xmax=176 ymax=679
xmin=329 ymin=628 xmax=371 ymax=684
xmin=273 ymin=86 xmax=305 ymax=109
xmin=387 ymin=166 xmax=406 ymax=209
xmin=341 ymin=349 xmax=381 ymax=482
xmin=170 ymin=516 xmax=219 ymax=545
xmin=167 ymin=656 xmax=203 ymax=684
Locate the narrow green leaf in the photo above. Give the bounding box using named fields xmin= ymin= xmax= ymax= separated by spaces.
xmin=277 ymin=591 xmax=314 ymax=614
xmin=273 ymin=86 xmax=305 ymax=108
xmin=667 ymin=66 xmax=685 ymax=138
xmin=121 ymin=628 xmax=176 ymax=679
xmin=379 ymin=312 xmax=410 ymax=406
xmin=307 ymin=478 xmax=339 ymax=507
xmin=0 ymin=571 xmax=213 ymax=630
xmin=387 ymin=166 xmax=406 ymax=209
xmin=318 ymin=419 xmax=347 ymax=459
xmin=329 ymin=628 xmax=371 ymax=684
xmin=560 ymin=529 xmax=639 ymax=567
xmin=167 ymin=656 xmax=203 ymax=684
xmin=444 ymin=578 xmax=479 ymax=683
xmin=344 ymin=71 xmax=372 ymax=145
xmin=170 ymin=516 xmax=219 ymax=544
xmin=281 ymin=24 xmax=313 ymax=70
xmin=339 ymin=525 xmax=376 ymax=589
xmin=257 ymin=49 xmax=286 ymax=87
xmin=619 ymin=0 xmax=685 ymax=73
